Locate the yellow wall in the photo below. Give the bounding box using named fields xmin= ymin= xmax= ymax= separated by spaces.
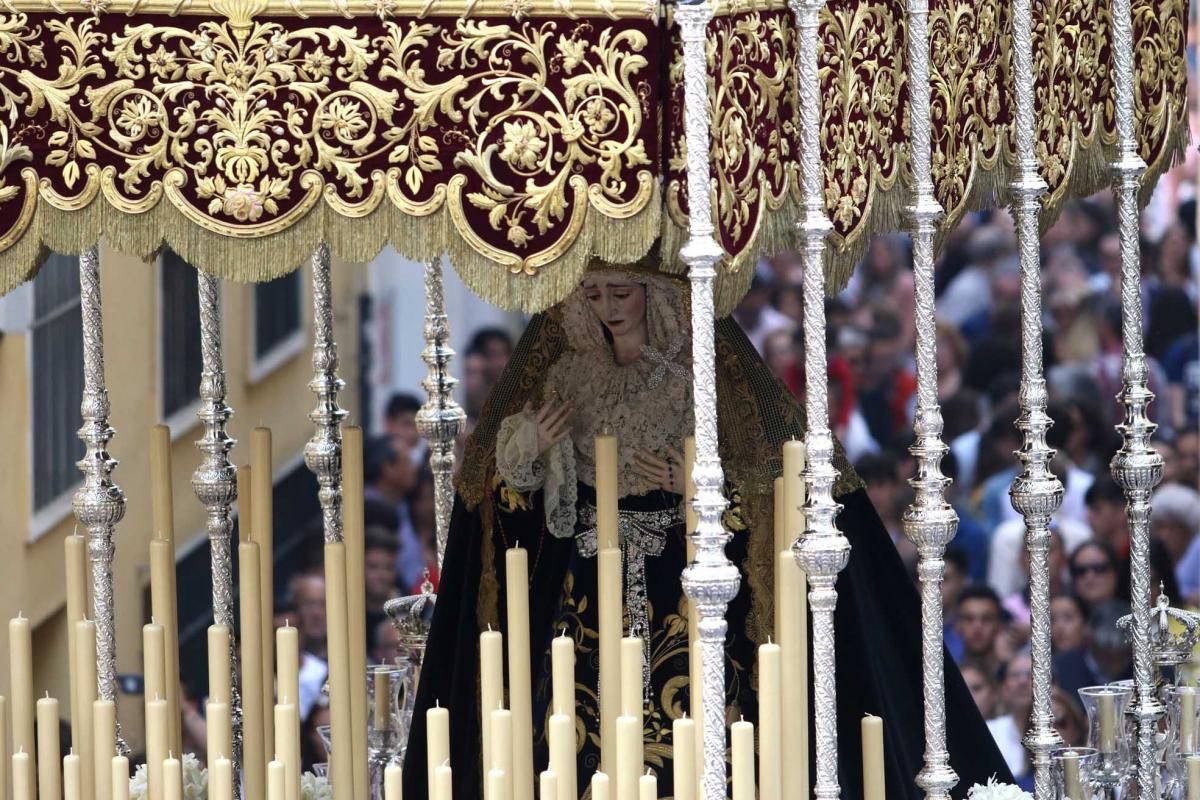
xmin=0 ymin=244 xmax=363 ymax=752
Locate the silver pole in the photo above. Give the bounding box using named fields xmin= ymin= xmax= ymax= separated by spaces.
xmin=73 ymin=243 xmax=127 ymax=754
xmin=305 ymin=242 xmax=348 ymax=545
xmin=788 ymin=0 xmax=849 ymax=796
xmin=901 ymin=0 xmax=958 ymax=794
xmin=1107 ymin=0 xmax=1165 ymax=791
xmin=417 ymin=255 xmax=466 ymax=569
xmin=675 ymin=3 xmax=740 ymax=797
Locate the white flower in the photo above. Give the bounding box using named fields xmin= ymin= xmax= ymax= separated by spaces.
xmin=966 ymin=778 xmax=1034 ymax=800
xmin=130 ymin=754 xmax=207 ymax=800
xmin=301 ymin=772 xmax=333 ymax=800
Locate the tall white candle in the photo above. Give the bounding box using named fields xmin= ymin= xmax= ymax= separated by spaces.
xmin=0 ymin=695 xmax=8 ymax=800
xmin=595 ymin=435 xmax=619 ymax=550
xmin=548 ymin=713 xmax=577 ymax=800
xmin=591 ymin=772 xmax=611 ymax=800
xmin=427 ymin=704 xmax=450 ymax=799
xmin=620 ymin=638 xmax=643 ymax=720
xmin=149 ymin=538 xmax=181 ymax=755
xmin=13 ymin=749 xmax=33 ymax=800
xmin=36 ymin=696 xmax=60 ymax=800
xmin=251 ymin=429 xmax=278 ymax=780
xmin=597 ymin=547 xmax=622 ymax=777
xmin=206 ymin=700 xmax=231 ymax=763
xmin=758 ymin=642 xmax=782 ymax=800
xmin=1098 ymin=693 xmax=1117 ymax=753
xmin=1181 ymin=688 xmax=1197 ymax=754
xmin=143 ymin=623 xmax=166 ymax=717
xmin=164 ymin=755 xmax=182 ymax=800
xmin=267 ymin=759 xmax=285 ymax=800
xmin=480 ymin=629 xmax=503 ymax=784
xmin=780 ymin=441 xmax=808 ymax=800
xmin=276 ymin=626 xmax=300 ymax=725
xmin=638 ymin=771 xmax=657 ymax=800
xmin=732 ymin=718 xmax=755 ymax=800
xmin=110 ymin=757 xmax=130 ymax=800
xmin=210 ymin=757 xmax=232 ymax=800
xmin=684 ymin=439 xmax=702 ymax=783
xmin=540 ymin=770 xmax=558 ymax=800
xmin=384 ymin=765 xmax=403 ymax=800
xmin=434 ymin=764 xmax=453 ymax=800
xmin=275 ymin=701 xmax=301 ymax=800
xmin=488 ymin=769 xmax=508 ymax=800
xmin=145 ymin=698 xmax=168 ymax=800
xmin=64 ymin=535 xmax=88 ymax=761
xmin=10 ymin=616 xmax=35 ymax=767
xmin=207 ymin=625 xmax=232 ymax=705
xmin=505 ymin=547 xmax=535 ymax=800
xmin=1187 ymin=754 xmax=1200 ymax=800
xmin=240 ymin=542 xmax=267 ymax=800
xmin=63 ymin=752 xmax=81 ymax=800
xmin=92 ymin=700 xmax=115 ymax=800
xmin=490 ymin=708 xmax=513 ymax=800
xmin=616 ymin=715 xmax=640 ymax=800
xmin=862 ymin=715 xmax=885 ymax=800
xmin=75 ymin=620 xmax=97 ymax=800
xmin=1062 ymin=752 xmax=1083 ymax=800
xmin=671 ymin=716 xmax=695 ymax=800
xmin=552 ymin=633 xmax=575 ymax=718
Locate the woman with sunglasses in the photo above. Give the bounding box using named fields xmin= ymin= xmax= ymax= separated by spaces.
xmin=1068 ymin=540 xmax=1122 ymax=610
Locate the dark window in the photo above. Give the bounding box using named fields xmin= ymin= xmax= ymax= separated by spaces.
xmin=254 ymin=270 xmax=302 ymax=360
xmin=160 ymin=250 xmax=203 ymax=418
xmin=31 ymin=253 xmax=83 ymax=511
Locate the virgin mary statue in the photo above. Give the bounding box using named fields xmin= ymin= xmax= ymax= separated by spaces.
xmin=403 ymin=258 xmax=1010 ymax=799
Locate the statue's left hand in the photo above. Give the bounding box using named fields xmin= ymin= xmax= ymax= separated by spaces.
xmin=633 ymin=446 xmax=686 ymax=494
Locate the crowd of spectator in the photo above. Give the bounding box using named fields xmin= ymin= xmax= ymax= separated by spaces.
xmin=738 ymin=181 xmax=1199 ymax=788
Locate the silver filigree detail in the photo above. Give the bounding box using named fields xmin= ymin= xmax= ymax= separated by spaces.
xmin=1009 ymin=0 xmax=1065 ymax=793
xmin=901 ymin=0 xmax=957 ymax=796
xmin=788 ymin=0 xmax=849 ymax=797
xmin=190 ymin=270 xmax=243 ymax=783
xmin=305 ymin=243 xmax=348 ymax=544
xmin=675 ymin=3 xmax=740 ymax=797
xmin=416 ymin=255 xmax=466 ymax=569
xmin=1107 ymin=0 xmax=1165 ymax=790
xmin=72 ymin=243 xmax=127 ymax=754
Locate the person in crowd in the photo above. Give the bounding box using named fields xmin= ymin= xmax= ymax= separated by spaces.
xmin=290 ymin=573 xmax=331 ymax=722
xmin=944 ymin=451 xmax=989 ymax=582
xmin=407 ymin=466 xmax=440 ymax=592
xmin=1162 ymin=329 xmax=1198 ymax=429
xmin=1000 ymin=529 xmax=1070 ymax=641
xmin=938 ymin=224 xmax=1016 ymax=328
xmin=462 ymin=347 xmax=490 ymax=423
xmin=733 ymin=272 xmax=795 ymax=352
xmin=467 ymin=326 xmax=514 ymax=387
xmin=989 ymin=510 xmax=1088 ymax=602
xmin=1049 ymin=593 xmax=1099 ymax=697
xmin=1086 ymin=599 xmax=1134 ymax=682
xmin=856 ymin=311 xmax=917 ymax=448
xmin=1050 ymin=686 xmax=1088 ymax=748
xmin=855 ymin=451 xmax=916 ymax=573
xmin=364 ymin=435 xmax=423 ymax=590
xmin=364 ymin=526 xmax=402 ymax=649
xmin=301 ymin=694 xmax=332 ymax=773
xmin=1149 ymin=484 xmax=1200 ymax=595
xmin=373 ymin=617 xmax=402 ymax=665
xmin=943 ymin=547 xmax=969 ymax=661
xmin=992 ymin=651 xmax=1034 ymax=786
xmin=955 ymin=585 xmax=1008 ymax=677
xmin=385 ymin=391 xmax=424 ymax=456
xmin=1069 ymin=541 xmax=1124 ymax=610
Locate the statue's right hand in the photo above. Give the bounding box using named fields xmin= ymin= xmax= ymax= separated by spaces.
xmin=531 ymin=398 xmax=573 ymax=454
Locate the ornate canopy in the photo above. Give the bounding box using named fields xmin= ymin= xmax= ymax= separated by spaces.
xmin=0 ymin=0 xmax=1186 ymax=312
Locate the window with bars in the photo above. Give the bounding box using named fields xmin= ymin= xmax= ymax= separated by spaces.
xmin=254 ymin=270 xmax=302 ymax=361
xmin=160 ymin=249 xmax=203 ymax=420
xmin=31 ymin=252 xmax=84 ymax=514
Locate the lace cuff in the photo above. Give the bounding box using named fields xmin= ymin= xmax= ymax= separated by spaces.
xmin=495 ymin=409 xmax=577 ymax=539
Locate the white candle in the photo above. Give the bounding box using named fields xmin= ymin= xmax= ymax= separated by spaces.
xmin=1098 ymin=693 xmax=1117 ymax=753
xmin=143 ymin=622 xmax=166 ymax=712
xmin=595 ymin=435 xmax=619 ymax=550
xmin=10 ymin=616 xmax=35 ymax=766
xmin=374 ymin=670 xmax=393 ymax=733
xmin=758 ymin=642 xmax=782 ymax=800
xmin=206 ymin=700 xmax=231 ymax=763
xmin=276 ymin=626 xmax=301 ymax=725
xmin=93 ymin=700 xmax=115 ymax=800
xmin=145 ymin=698 xmax=167 ymax=800
xmin=384 ymin=764 xmax=403 ymax=800
xmin=552 ymin=633 xmax=575 ymax=718
xmin=240 ymin=541 xmax=267 ymax=800
xmin=1187 ymin=754 xmax=1200 ymax=800
xmin=1062 ymin=752 xmax=1084 ymax=800
xmin=427 ymin=704 xmax=450 ymax=798
xmin=267 ymin=759 xmax=285 ymax=800
xmin=638 ymin=771 xmax=657 ymax=800
xmin=251 ymin=429 xmax=278 ymax=781
xmin=620 ymin=638 xmax=643 ymax=720
xmin=207 ymin=625 xmax=232 ymax=705
xmin=13 ymin=749 xmax=34 ymax=800
xmin=591 ymin=772 xmax=611 ymax=800
xmin=1181 ymin=688 xmax=1197 ymax=753
xmin=275 ymin=701 xmax=300 ymax=800
xmin=0 ymin=696 xmax=7 ymax=800
xmin=780 ymin=441 xmax=808 ymax=800
xmin=488 ymin=769 xmax=508 ymax=800
xmin=149 ymin=538 xmax=181 ymax=755
xmin=340 ymin=427 xmax=369 ymax=800
xmin=490 ymin=708 xmax=513 ymax=800
xmin=597 ymin=547 xmax=622 ymax=777
xmin=684 ymin=440 xmax=702 ymax=783
xmin=63 ymin=752 xmax=81 ymax=800
xmin=163 ymin=755 xmax=182 ymax=800
xmin=616 ymin=715 xmax=640 ymax=800
xmin=434 ymin=764 xmax=453 ymax=800
xmin=36 ymin=696 xmax=60 ymax=800
xmin=671 ymin=716 xmax=695 ymax=800
xmin=64 ymin=535 xmax=88 ymax=760
xmin=110 ymin=757 xmax=130 ymax=800
xmin=862 ymin=715 xmax=885 ymax=800
xmin=548 ymin=713 xmax=577 ymax=800
xmin=505 ymin=548 xmax=535 ymax=800
xmin=480 ymin=629 xmax=503 ymax=784
xmin=732 ymin=718 xmax=755 ymax=800
xmin=540 ymin=770 xmax=558 ymax=800
xmin=75 ymin=620 xmax=97 ymax=800
xmin=210 ymin=757 xmax=232 ymax=800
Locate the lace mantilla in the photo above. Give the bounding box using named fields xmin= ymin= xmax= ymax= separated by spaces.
xmin=496 ymin=410 xmax=578 ymax=538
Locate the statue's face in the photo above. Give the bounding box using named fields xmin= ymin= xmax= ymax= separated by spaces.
xmin=581 ymin=275 xmax=647 ymax=342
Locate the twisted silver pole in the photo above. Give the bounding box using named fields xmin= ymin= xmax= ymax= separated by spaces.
xmin=1107 ymin=0 xmax=1165 ymax=791
xmin=675 ymin=4 xmax=740 ymax=798
xmin=901 ymin=0 xmax=958 ymax=795
xmin=788 ymin=0 xmax=848 ymax=797
xmin=305 ymin=243 xmax=348 ymax=545
xmin=1009 ymin=0 xmax=1064 ymax=794
xmin=73 ymin=243 xmax=127 ymax=754
xmin=191 ymin=270 xmax=243 ymax=781
xmin=416 ymin=255 xmax=466 ymax=569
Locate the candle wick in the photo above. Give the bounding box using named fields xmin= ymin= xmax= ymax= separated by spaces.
xmin=766 ymin=635 xmax=773 ymax=645
xmin=487 ymin=623 xmax=493 ymax=632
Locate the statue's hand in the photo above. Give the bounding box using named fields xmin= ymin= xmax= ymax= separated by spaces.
xmin=633 ymin=447 xmax=685 ymax=494
xmin=532 ymin=398 xmax=573 ymax=454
